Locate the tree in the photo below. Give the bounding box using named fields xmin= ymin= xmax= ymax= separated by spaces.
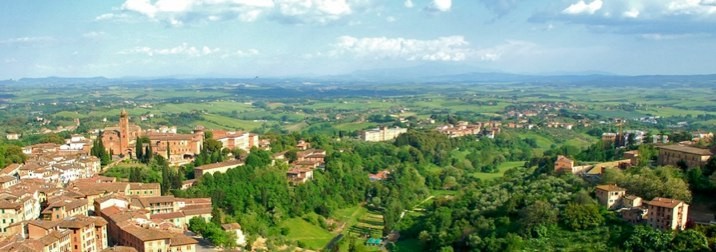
xmin=624 ymin=225 xmax=672 ymax=251
xmin=561 ymin=203 xmax=604 ymax=230
xmin=91 ymin=135 xmax=111 ymax=166
xmin=135 ymin=136 xmax=143 ymax=161
xmin=670 ymin=230 xmax=709 ymax=252
xmin=519 ymin=200 xmax=558 ymax=236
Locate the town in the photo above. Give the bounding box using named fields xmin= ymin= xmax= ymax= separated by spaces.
xmin=0 ymin=93 xmax=715 ymax=251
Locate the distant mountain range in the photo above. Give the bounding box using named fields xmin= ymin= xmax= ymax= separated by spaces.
xmin=1 ymin=66 xmax=715 ymax=87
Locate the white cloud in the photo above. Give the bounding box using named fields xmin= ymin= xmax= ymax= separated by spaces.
xmin=275 ymin=0 xmax=352 ymax=23
xmin=622 ymin=9 xmax=640 ymax=18
xmin=330 ymin=35 xmax=470 ymax=61
xmin=426 ymin=0 xmax=452 ymax=12
xmin=404 ymin=0 xmax=414 ymax=8
xmin=0 ymin=36 xmax=56 ymax=45
xmin=386 ymin=16 xmax=396 ymax=22
xmin=119 ymin=43 xmax=221 ymax=57
xmin=475 ymin=40 xmax=537 ymax=61
xmin=101 ymin=0 xmax=361 ymax=25
xmin=324 ymin=36 xmax=538 ymax=62
xmin=562 ymin=0 xmax=603 ymax=15
xmin=533 ymin=0 xmax=716 ymax=35
xmin=221 ymin=49 xmax=260 ymax=58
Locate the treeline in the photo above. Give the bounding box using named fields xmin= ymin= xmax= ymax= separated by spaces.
xmin=0 ymin=143 xmax=26 ymax=168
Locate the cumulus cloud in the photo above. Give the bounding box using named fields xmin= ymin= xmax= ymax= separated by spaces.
xmin=425 ymin=0 xmax=451 ymax=12
xmin=324 ymin=36 xmax=538 ymax=63
xmin=221 ymin=48 xmax=260 ymax=58
xmin=532 ymin=0 xmax=716 ymax=35
xmin=100 ymin=0 xmax=363 ymax=25
xmin=119 ymin=43 xmax=221 ymax=57
xmin=404 ymin=0 xmax=414 ymax=8
xmin=330 ymin=36 xmax=469 ymax=61
xmin=562 ymin=0 xmax=603 ymax=15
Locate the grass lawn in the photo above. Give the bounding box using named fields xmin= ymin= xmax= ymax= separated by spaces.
xmin=470 ymin=161 xmax=525 ymax=180
xmin=280 ymin=217 xmax=334 ymax=250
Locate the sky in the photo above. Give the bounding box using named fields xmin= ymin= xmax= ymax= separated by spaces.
xmin=1 ymin=0 xmax=715 ymax=79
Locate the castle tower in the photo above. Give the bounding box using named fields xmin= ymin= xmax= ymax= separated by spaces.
xmin=119 ymin=109 xmax=129 ymax=154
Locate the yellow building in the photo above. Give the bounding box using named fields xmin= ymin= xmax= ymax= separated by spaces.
xmin=595 ymin=184 xmax=626 ymax=210
xmin=645 ymin=197 xmax=689 ymax=230
xmin=657 ymin=144 xmax=712 ymax=168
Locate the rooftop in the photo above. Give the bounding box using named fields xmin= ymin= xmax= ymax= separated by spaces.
xmin=194 ymin=159 xmax=244 ymax=171
xmin=595 ymin=184 xmax=626 ymax=192
xmin=657 ymin=144 xmax=713 ymax=156
xmin=646 ymin=197 xmax=686 ymax=209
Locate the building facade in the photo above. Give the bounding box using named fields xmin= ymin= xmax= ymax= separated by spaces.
xmin=595 ymin=184 xmax=626 ymax=210
xmin=645 ymin=197 xmax=689 ymax=230
xmin=657 ymin=144 xmax=712 ymax=168
xmin=360 ymin=127 xmax=407 ymax=142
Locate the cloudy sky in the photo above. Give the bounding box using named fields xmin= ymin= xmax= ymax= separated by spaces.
xmin=1 ymin=0 xmax=715 ymax=79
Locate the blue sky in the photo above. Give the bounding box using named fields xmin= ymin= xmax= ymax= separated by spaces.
xmin=1 ymin=0 xmax=715 ymax=79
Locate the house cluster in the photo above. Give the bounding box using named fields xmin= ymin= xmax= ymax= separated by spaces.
xmin=596 ymin=184 xmax=689 ymax=231
xmin=274 ymin=140 xmax=327 ymax=185
xmin=101 ymin=110 xmax=262 ymax=165
xmin=545 ymin=121 xmax=574 ymax=130
xmin=0 ymin=170 xmax=240 ymax=252
xmin=504 ymin=102 xmax=579 ymax=118
xmin=436 ymin=121 xmax=501 ymax=139
xmin=360 ymin=126 xmax=407 ymax=142
xmin=3 ymin=143 xmax=101 ymax=185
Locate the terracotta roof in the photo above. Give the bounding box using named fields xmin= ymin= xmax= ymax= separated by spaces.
xmin=1 ymin=163 xmax=21 ymax=175
xmin=102 ymin=246 xmax=138 ymax=252
xmin=28 ymin=220 xmax=61 ymax=230
xmin=595 ymin=184 xmax=626 ymax=192
xmin=124 ymin=225 xmax=173 ymax=241
xmin=129 ymin=183 xmax=160 ymax=190
xmin=182 ymin=207 xmax=211 ymax=216
xmin=194 ymin=159 xmax=244 ymax=171
xmin=43 ymin=197 xmax=87 ymax=213
xmin=146 ymin=133 xmax=197 ymax=141
xmin=657 ymin=144 xmax=713 ymax=156
xmin=131 ymin=195 xmax=176 ymax=208
xmin=150 ymin=211 xmax=185 ymax=220
xmin=36 ymin=230 xmax=70 ymax=246
xmin=556 ymin=155 xmax=573 ymax=162
xmin=646 ymin=197 xmax=686 ymax=209
xmin=0 ymin=175 xmax=17 ymax=183
xmin=221 ymin=223 xmax=241 ymax=230
xmin=0 ymin=199 xmax=21 ymax=210
xmin=170 ymin=234 xmax=198 ymax=246
xmin=57 ymin=216 xmax=95 ymax=229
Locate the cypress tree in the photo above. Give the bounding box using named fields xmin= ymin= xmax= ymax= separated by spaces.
xmin=167 ymin=141 xmax=171 ymax=161
xmin=135 ymin=137 xmax=143 ymax=161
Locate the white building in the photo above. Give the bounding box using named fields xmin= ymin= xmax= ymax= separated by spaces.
xmin=360 ymin=126 xmax=407 ymax=142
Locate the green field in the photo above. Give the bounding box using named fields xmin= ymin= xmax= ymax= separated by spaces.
xmin=280 ymin=217 xmax=334 ymax=250
xmin=470 ymin=161 xmax=526 ymax=180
